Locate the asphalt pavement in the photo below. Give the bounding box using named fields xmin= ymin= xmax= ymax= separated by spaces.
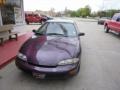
xmin=0 ymin=19 xmax=120 ymax=90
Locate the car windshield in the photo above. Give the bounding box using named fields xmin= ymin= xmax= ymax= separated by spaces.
xmin=36 ymin=22 xmax=77 ymax=37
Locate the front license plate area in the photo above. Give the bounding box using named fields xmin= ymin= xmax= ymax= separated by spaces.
xmin=32 ymin=72 xmax=46 ymax=79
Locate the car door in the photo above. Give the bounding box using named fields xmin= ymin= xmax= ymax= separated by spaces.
xmin=115 ymin=17 xmax=120 ymax=32
xmin=28 ymin=14 xmax=33 ymax=22
xmin=108 ymin=19 xmax=116 ymax=30
xmin=33 ymin=15 xmax=39 ymax=23
xmin=109 ymin=15 xmax=118 ymax=31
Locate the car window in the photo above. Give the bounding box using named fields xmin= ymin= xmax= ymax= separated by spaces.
xmin=112 ymin=14 xmax=116 ymax=20
xmin=46 ymin=22 xmax=77 ymax=37
xmin=116 ymin=18 xmax=120 ymax=22
xmin=112 ymin=14 xmax=120 ymax=21
xmin=34 ymin=14 xmax=39 ymax=17
xmin=37 ymin=22 xmax=77 ymax=37
xmin=46 ymin=23 xmax=64 ymax=35
xmin=37 ymin=23 xmax=48 ymax=34
xmin=28 ymin=14 xmax=32 ymax=17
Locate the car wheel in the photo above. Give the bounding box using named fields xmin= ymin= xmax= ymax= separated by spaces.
xmin=26 ymin=21 xmax=29 ymax=25
xmin=41 ymin=21 xmax=44 ymax=24
xmin=104 ymin=25 xmax=109 ymax=33
xmin=73 ymin=65 xmax=80 ymax=78
xmin=98 ymin=22 xmax=100 ymax=24
xmin=118 ymin=32 xmax=120 ymax=36
xmin=76 ymin=53 xmax=81 ymax=74
xmin=76 ymin=64 xmax=80 ymax=74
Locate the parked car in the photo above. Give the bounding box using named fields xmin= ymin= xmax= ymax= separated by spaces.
xmin=98 ymin=17 xmax=111 ymax=25
xmin=104 ymin=13 xmax=120 ymax=35
xmin=41 ymin=15 xmax=53 ymax=22
xmin=15 ymin=19 xmax=85 ymax=79
xmin=25 ymin=13 xmax=44 ymax=24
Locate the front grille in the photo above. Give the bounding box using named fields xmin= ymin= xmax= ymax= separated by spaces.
xmin=28 ymin=62 xmax=57 ymax=68
xmin=45 ymin=73 xmax=68 ymax=79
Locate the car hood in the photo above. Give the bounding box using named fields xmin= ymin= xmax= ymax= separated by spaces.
xmin=20 ymin=35 xmax=80 ymax=66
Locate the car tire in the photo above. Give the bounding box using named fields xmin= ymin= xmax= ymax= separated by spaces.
xmin=26 ymin=21 xmax=29 ymax=25
xmin=76 ymin=64 xmax=80 ymax=73
xmin=98 ymin=21 xmax=100 ymax=25
xmin=72 ymin=65 xmax=80 ymax=78
xmin=118 ymin=32 xmax=120 ymax=36
xmin=76 ymin=52 xmax=81 ymax=74
xmin=41 ymin=21 xmax=44 ymax=24
xmin=104 ymin=25 xmax=109 ymax=33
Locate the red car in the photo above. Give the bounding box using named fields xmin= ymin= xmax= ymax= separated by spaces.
xmin=104 ymin=13 xmax=120 ymax=35
xmin=25 ymin=13 xmax=44 ymax=24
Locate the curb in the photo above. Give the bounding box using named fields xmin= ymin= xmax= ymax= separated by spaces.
xmin=0 ymin=56 xmax=16 ymax=69
xmin=0 ymin=32 xmax=33 ymax=69
xmin=78 ymin=20 xmax=97 ymax=22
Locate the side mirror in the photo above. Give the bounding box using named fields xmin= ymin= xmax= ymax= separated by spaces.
xmin=32 ymin=29 xmax=36 ymax=33
xmin=78 ymin=32 xmax=85 ymax=36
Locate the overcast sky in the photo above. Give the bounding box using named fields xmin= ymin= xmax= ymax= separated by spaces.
xmin=24 ymin=0 xmax=120 ymax=12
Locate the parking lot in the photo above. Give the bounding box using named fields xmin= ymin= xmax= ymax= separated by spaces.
xmin=0 ymin=19 xmax=120 ymax=90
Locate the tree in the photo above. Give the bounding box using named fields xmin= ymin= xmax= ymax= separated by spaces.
xmin=69 ymin=5 xmax=91 ymax=17
xmin=80 ymin=5 xmax=91 ymax=17
xmin=70 ymin=11 xmax=77 ymax=17
xmin=49 ymin=8 xmax=55 ymax=16
xmin=95 ymin=9 xmax=120 ymax=18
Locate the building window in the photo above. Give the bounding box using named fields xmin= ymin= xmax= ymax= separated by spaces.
xmin=1 ymin=4 xmax=15 ymax=25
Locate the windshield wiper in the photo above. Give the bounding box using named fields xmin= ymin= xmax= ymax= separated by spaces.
xmin=46 ymin=33 xmax=68 ymax=37
xmin=35 ymin=32 xmax=44 ymax=35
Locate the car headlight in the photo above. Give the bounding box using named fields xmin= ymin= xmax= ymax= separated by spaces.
xmin=17 ymin=53 xmax=27 ymax=61
xmin=58 ymin=58 xmax=79 ymax=65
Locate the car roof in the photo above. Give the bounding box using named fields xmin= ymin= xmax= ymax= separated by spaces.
xmin=47 ymin=19 xmax=75 ymax=23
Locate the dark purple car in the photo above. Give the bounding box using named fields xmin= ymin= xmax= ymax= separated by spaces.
xmin=15 ymin=19 xmax=85 ymax=79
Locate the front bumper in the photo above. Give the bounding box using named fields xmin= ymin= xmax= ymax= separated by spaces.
xmin=15 ymin=59 xmax=79 ymax=78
